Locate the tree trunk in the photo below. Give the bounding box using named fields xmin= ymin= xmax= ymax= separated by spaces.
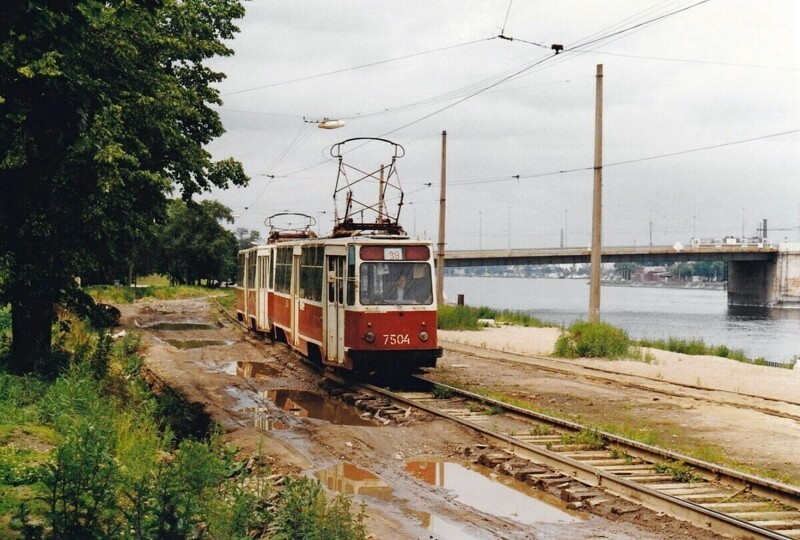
xmin=9 ymin=297 xmax=55 ymax=374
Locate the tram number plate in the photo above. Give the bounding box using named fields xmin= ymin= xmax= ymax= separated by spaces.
xmin=383 ymin=333 xmax=410 ymax=345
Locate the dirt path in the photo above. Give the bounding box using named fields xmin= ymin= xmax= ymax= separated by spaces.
xmin=119 ymin=298 xmax=730 ymax=539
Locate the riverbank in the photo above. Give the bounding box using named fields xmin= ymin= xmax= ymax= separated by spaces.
xmin=444 ymin=276 xmax=798 ymax=363
xmin=439 ymin=326 xmax=800 ymax=403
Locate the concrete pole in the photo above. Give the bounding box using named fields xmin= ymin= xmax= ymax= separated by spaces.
xmin=589 ymin=64 xmax=603 ymax=323
xmin=436 ymin=130 xmax=447 ymax=305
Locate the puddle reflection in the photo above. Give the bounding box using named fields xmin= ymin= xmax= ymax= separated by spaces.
xmin=251 ymin=415 xmax=289 ymax=431
xmin=237 ymin=361 xmax=279 ymax=379
xmin=263 ymin=390 xmax=373 ymax=426
xmin=320 ymin=462 xmax=485 ymax=539
xmin=316 ymin=463 xmax=393 ymax=501
xmin=406 ymin=460 xmax=579 ymax=526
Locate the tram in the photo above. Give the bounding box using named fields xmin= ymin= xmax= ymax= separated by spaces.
xmin=235 ymin=138 xmax=442 ymax=375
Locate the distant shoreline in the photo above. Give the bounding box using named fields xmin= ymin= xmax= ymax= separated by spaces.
xmin=446 ymin=275 xmax=726 ymax=290
xmin=601 ymin=280 xmax=726 ymax=290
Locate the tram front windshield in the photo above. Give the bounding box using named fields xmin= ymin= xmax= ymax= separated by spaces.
xmin=360 ymin=262 xmax=433 ymax=305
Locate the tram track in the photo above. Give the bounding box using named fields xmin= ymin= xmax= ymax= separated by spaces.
xmin=348 ymin=377 xmax=800 ymax=540
xmin=218 ymin=301 xmax=800 ymax=538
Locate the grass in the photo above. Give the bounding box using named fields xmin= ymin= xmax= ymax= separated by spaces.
xmin=560 ymin=428 xmax=605 ymax=450
xmin=654 ymin=461 xmax=702 ymax=483
xmin=438 ymin=304 xmax=552 ymax=331
xmin=431 ymin=384 xmax=454 ymax=399
xmin=87 ymin=283 xmax=234 ymax=305
xmin=637 ymin=336 xmax=793 ymax=368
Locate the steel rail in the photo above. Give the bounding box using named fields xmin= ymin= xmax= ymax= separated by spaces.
xmin=360 ymin=379 xmax=796 ymax=540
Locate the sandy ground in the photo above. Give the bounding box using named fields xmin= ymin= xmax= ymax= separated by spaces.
xmin=116 ymin=298 xmax=730 ymax=539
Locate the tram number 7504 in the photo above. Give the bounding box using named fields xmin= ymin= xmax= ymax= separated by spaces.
xmin=383 ymin=334 xmax=410 ymax=345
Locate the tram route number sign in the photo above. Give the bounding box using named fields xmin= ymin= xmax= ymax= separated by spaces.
xmin=384 ymin=247 xmax=403 ymax=260
xmin=383 ymin=333 xmax=410 ymax=345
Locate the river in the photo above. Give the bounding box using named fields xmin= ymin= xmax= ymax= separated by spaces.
xmin=444 ymin=276 xmax=800 ymax=364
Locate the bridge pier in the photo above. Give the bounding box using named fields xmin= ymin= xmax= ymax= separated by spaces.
xmin=728 ymin=244 xmax=800 ymax=308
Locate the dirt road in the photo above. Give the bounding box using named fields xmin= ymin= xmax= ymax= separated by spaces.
xmin=120 ymin=297 xmax=730 ymax=539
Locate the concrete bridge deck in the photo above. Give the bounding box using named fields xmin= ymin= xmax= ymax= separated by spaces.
xmin=444 ymin=245 xmax=777 ymax=267
xmin=442 ymin=244 xmax=799 ymax=309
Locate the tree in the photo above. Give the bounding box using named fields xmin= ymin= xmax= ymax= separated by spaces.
xmin=159 ymin=200 xmax=238 ymax=286
xmin=0 ymin=0 xmax=248 ymax=373
xmin=234 ymin=227 xmax=262 ymax=250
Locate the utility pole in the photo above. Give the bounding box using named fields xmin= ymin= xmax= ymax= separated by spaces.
xmin=589 ymin=64 xmax=603 ymax=323
xmin=436 ymin=130 xmax=447 ymax=306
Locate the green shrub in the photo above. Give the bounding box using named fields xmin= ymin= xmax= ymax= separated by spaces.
xmin=43 ymin=417 xmax=120 ymax=538
xmin=437 ymin=305 xmax=482 ymax=330
xmin=554 ymin=321 xmax=630 ymax=359
xmin=270 ymin=477 xmax=366 ymax=540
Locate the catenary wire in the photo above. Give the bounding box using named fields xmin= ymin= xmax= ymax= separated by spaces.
xmin=221 ymin=37 xmax=494 ymax=97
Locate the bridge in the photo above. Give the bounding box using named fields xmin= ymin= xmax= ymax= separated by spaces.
xmin=443 ymin=243 xmax=800 ymax=309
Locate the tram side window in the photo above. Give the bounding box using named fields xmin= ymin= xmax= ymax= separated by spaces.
xmin=359 ymin=262 xmax=433 ymax=305
xmin=275 ymin=247 xmax=292 ymax=294
xmin=300 ymin=246 xmax=324 ymax=301
xmin=237 ymin=254 xmax=245 ymax=286
xmin=246 ymin=253 xmax=256 ymax=289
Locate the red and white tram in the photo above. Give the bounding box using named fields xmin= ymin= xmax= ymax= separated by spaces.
xmin=236 ymin=235 xmax=441 ymax=374
xmin=235 ymin=138 xmax=442 ymax=376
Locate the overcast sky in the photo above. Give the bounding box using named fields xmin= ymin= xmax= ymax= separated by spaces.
xmin=203 ymin=0 xmax=800 ymax=250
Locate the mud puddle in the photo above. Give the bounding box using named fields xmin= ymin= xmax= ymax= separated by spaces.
xmin=236 ymin=361 xmax=280 ymax=379
xmin=317 ymin=462 xmax=482 ymax=539
xmin=406 ymin=459 xmax=580 ymax=526
xmin=263 ymin=389 xmax=373 ymax=426
xmin=164 ymin=339 xmax=233 ymax=349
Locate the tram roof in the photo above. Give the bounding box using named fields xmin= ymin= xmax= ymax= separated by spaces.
xmin=238 ymin=234 xmax=432 ymax=254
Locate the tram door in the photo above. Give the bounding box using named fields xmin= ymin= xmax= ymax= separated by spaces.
xmin=291 ymin=250 xmax=301 ymax=347
xmin=326 ymin=255 xmax=346 ymax=363
xmin=256 ymin=253 xmax=269 ymax=330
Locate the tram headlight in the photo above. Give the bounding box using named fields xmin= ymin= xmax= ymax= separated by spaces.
xmin=364 ymin=331 xmax=376 ymax=343
xmin=419 ymin=331 xmax=429 ymax=342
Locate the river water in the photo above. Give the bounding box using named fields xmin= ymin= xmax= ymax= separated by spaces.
xmin=444 ymin=276 xmax=800 ymax=364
